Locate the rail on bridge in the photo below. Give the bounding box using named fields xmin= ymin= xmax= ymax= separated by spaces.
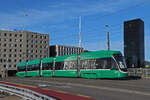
xmin=0 ymin=81 xmax=96 ymax=100
xmin=128 ymin=68 xmax=150 ymax=78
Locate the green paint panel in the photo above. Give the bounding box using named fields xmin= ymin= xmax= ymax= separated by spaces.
xmin=42 ymin=70 xmax=53 ymax=77
xmin=27 ymin=59 xmax=41 ymax=65
xmin=80 ymin=69 xmax=128 ymax=79
xmin=55 ymin=54 xmax=78 ymax=62
xmin=17 ymin=62 xmax=26 ymax=67
xmin=16 ymin=72 xmax=26 ymax=77
xmin=81 ymin=50 xmax=121 ymax=60
xmin=27 ymin=71 xmax=40 ymax=77
xmin=42 ymin=57 xmax=53 ymax=63
xmin=55 ymin=70 xmax=78 ymax=77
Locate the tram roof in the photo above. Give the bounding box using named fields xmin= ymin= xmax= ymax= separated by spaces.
xmin=27 ymin=58 xmax=41 ymax=65
xmin=55 ymin=50 xmax=121 ymax=62
xmin=42 ymin=57 xmax=53 ymax=63
xmin=17 ymin=61 xmax=26 ymax=67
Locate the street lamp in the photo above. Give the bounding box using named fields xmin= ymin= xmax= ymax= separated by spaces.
xmin=105 ymin=24 xmax=110 ymax=51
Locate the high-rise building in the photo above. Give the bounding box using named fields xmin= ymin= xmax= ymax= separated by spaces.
xmin=0 ymin=30 xmax=49 ymax=75
xmin=124 ymin=19 xmax=145 ymax=68
xmin=50 ymin=45 xmax=84 ymax=57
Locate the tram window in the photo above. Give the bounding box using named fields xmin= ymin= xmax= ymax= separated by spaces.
xmin=95 ymin=58 xmax=117 ymax=69
xmin=55 ymin=62 xmax=64 ymax=70
xmin=80 ymin=59 xmax=96 ymax=69
xmin=42 ymin=63 xmax=53 ymax=70
xmin=18 ymin=66 xmax=26 ymax=72
xmin=27 ymin=64 xmax=40 ymax=71
xmin=64 ymin=61 xmax=77 ymax=70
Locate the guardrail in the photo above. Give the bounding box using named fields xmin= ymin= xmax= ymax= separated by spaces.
xmin=0 ymin=83 xmax=57 ymax=100
xmin=128 ymin=68 xmax=150 ymax=78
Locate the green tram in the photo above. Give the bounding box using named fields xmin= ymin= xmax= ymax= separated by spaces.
xmin=16 ymin=50 xmax=128 ymax=79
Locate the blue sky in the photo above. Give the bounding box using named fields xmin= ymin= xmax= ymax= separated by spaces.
xmin=0 ymin=0 xmax=150 ymax=61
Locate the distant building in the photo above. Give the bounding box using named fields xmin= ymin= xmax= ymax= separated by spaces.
xmin=124 ymin=19 xmax=145 ymax=68
xmin=50 ymin=45 xmax=84 ymax=57
xmin=0 ymin=30 xmax=49 ymax=75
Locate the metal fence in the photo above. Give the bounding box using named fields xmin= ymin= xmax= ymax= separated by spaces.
xmin=0 ymin=83 xmax=58 ymax=100
xmin=128 ymin=68 xmax=150 ymax=78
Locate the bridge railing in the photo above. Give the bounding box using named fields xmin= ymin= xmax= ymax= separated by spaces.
xmin=0 ymin=83 xmax=58 ymax=100
xmin=128 ymin=68 xmax=150 ymax=78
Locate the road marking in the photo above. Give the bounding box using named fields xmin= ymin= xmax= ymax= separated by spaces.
xmin=12 ymin=78 xmax=150 ymax=97
xmin=0 ymin=80 xmax=92 ymax=99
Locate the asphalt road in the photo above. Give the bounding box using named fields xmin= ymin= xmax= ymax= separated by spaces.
xmin=1 ymin=77 xmax=150 ymax=100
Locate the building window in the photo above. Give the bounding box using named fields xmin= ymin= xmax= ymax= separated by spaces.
xmin=14 ymin=49 xmax=17 ymax=52
xmin=10 ymin=33 xmax=12 ymax=36
xmin=14 ymin=44 xmax=17 ymax=47
xmin=19 ymin=54 xmax=22 ymax=57
xmin=31 ymin=40 xmax=34 ymax=43
xmin=36 ymin=40 xmax=38 ymax=43
xmin=14 ymin=59 xmax=17 ymax=62
xmin=31 ymin=45 xmax=33 ymax=48
xmin=44 ymin=36 xmax=46 ymax=39
xmin=20 ymin=44 xmax=22 ymax=47
xmin=4 ymin=65 xmax=6 ymax=68
xmin=14 ymin=65 xmax=16 ymax=68
xmin=9 ymin=44 xmax=12 ymax=47
xmin=9 ymin=49 xmax=12 ymax=52
xmin=0 ymin=59 xmax=2 ymax=63
xmin=4 ymin=38 xmax=6 ymax=41
xmin=14 ymin=54 xmax=17 ymax=57
xmin=9 ymin=65 xmax=11 ymax=68
xmin=40 ymin=36 xmax=42 ymax=39
xmin=14 ymin=39 xmax=17 ymax=42
xmin=31 ymin=35 xmax=33 ymax=38
xmin=9 ymin=54 xmax=12 ymax=57
xmin=20 ymin=39 xmax=22 ymax=42
xmin=15 ymin=34 xmax=17 ymax=37
xmin=4 ymin=33 xmax=7 ymax=36
xmin=20 ymin=49 xmax=22 ymax=52
xmin=4 ymin=44 xmax=6 ymax=47
xmin=8 ymin=59 xmax=11 ymax=62
xmin=4 ymin=49 xmax=6 ymax=52
xmin=20 ymin=34 xmax=22 ymax=37
xmin=10 ymin=39 xmax=12 ymax=42
xmin=3 ymin=54 xmax=6 ymax=57
xmin=35 ymin=35 xmax=38 ymax=38
xmin=31 ymin=50 xmax=33 ymax=53
xmin=40 ymin=50 xmax=42 ymax=53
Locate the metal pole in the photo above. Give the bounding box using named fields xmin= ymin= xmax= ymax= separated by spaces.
xmin=53 ymin=58 xmax=55 ymax=77
xmin=105 ymin=24 xmax=110 ymax=51
xmin=79 ymin=16 xmax=82 ymax=48
xmin=77 ymin=16 xmax=82 ymax=77
xmin=40 ymin=60 xmax=42 ymax=77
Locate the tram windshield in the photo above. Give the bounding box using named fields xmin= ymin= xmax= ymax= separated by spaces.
xmin=113 ymin=54 xmax=127 ymax=72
